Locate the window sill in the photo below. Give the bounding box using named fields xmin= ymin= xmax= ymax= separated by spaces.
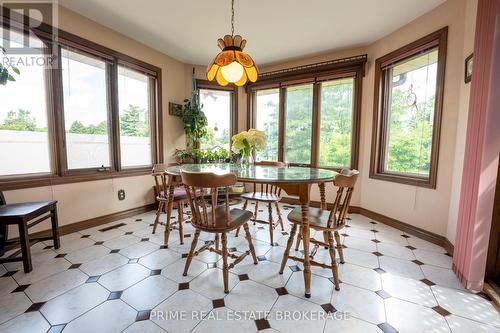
xmin=369 ymin=171 xmax=436 ymax=189
xmin=0 ymin=168 xmax=152 ymax=191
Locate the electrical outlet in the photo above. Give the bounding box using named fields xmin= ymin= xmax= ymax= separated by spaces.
xmin=118 ymin=189 xmax=126 ymax=200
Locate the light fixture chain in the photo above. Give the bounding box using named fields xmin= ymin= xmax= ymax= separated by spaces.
xmin=231 ymin=0 xmax=235 ymax=36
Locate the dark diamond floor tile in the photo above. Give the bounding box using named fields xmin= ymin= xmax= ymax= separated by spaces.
xmin=257 ymin=226 xmax=265 ymax=230
xmin=125 ymin=232 xmax=133 ymax=235
xmin=47 ymin=324 xmax=66 ymax=333
xmin=405 ymin=245 xmax=417 ymax=250
xmin=43 ymin=245 xmax=53 ymax=250
xmin=444 ymin=252 xmax=452 ymax=257
xmin=257 ymin=256 xmax=267 ymax=262
xmin=81 ymin=235 xmax=90 ymax=238
xmin=135 ymin=218 xmax=142 ymax=222
xmin=99 ymin=223 xmax=126 ymax=232
xmin=179 ymin=283 xmax=189 ymax=290
xmin=68 ymin=264 xmax=81 ymax=269
xmin=432 ymin=305 xmax=451 ymax=317
xmin=420 ymin=278 xmax=436 ymax=286
xmin=375 ymin=290 xmax=391 ymax=299
xmin=108 ymin=291 xmax=123 ymax=300
xmin=207 ymin=263 xmax=217 ymax=269
xmin=289 ymin=265 xmax=301 ymax=272
xmin=372 ymin=239 xmax=381 ymax=243
xmin=160 ymin=245 xmax=169 ymax=249
xmin=228 ymin=247 xmax=237 ymax=252
xmin=141 ymin=238 xmax=149 ymax=242
xmin=55 ymin=253 xmax=67 ymax=258
xmin=212 ymin=298 xmax=225 ymax=308
xmin=341 ymin=233 xmax=349 ymax=237
xmin=321 ymin=303 xmax=336 ymax=313
xmin=328 ymin=277 xmax=343 ymax=284
xmin=184 ymin=234 xmax=191 ymax=238
xmin=412 ymin=260 xmax=425 ymax=266
xmin=255 ymin=319 xmax=271 ymax=331
xmin=136 ymin=310 xmax=151 ymax=321
xmin=377 ymin=322 xmax=397 ymax=333
xmin=86 ymin=276 xmax=100 ymax=283
xmin=2 ymin=271 xmax=18 ymax=277
xmin=150 ymin=269 xmax=162 ymax=276
xmin=372 ymin=252 xmax=384 ymax=257
xmin=281 ymin=231 xmax=289 ymax=235
xmin=12 ymin=284 xmax=30 ymax=292
xmin=129 ymin=258 xmax=139 ymax=264
xmin=374 ymin=268 xmax=386 ymax=274
xmin=238 ymin=274 xmax=249 ymax=281
xmin=401 ymin=234 xmax=410 ymax=238
xmin=275 ymin=287 xmax=288 ymax=296
xmin=110 ymin=249 xmax=120 ymax=254
xmin=94 ymin=241 xmax=104 ymax=245
xmin=25 ymin=302 xmax=45 ymax=312
xmin=181 ymin=253 xmax=188 ymax=258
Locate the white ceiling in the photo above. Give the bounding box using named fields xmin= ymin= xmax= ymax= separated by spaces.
xmin=59 ymin=0 xmax=445 ymax=66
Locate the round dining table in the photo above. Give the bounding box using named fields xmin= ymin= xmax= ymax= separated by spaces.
xmin=165 ymin=163 xmax=337 ymax=298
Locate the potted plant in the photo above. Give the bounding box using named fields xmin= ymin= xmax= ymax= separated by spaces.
xmin=181 ymin=95 xmax=208 ymax=149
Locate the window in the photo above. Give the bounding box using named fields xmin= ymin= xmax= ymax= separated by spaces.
xmin=62 ymin=48 xmax=110 ymax=170
xmin=284 ymin=84 xmax=313 ymax=164
xmin=0 ymin=16 xmax=162 ymax=190
xmin=254 ymin=88 xmax=279 ymax=161
xmin=249 ymin=55 xmax=365 ymax=168
xmin=370 ymin=28 xmax=447 ymax=188
xmin=199 ymin=89 xmax=231 ymax=151
xmin=319 ymin=78 xmax=354 ymax=167
xmin=0 ymin=29 xmax=51 ymax=176
xmin=118 ymin=66 xmax=152 ymax=168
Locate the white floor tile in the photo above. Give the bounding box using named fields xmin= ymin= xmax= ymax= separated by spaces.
xmin=98 ymin=263 xmax=150 ymax=291
xmin=331 ymin=283 xmax=385 ymax=325
xmin=25 ymin=268 xmax=87 ymax=302
xmin=79 ymin=253 xmax=129 ymax=276
xmin=0 ymin=292 xmax=32 ymax=324
xmin=268 ymin=294 xmax=326 ymax=333
xmin=190 ymin=268 xmax=238 ymax=299
xmin=161 ymin=258 xmax=207 ymax=283
xmin=0 ymin=311 xmax=50 ymax=333
xmin=381 ymin=273 xmax=437 ymax=307
xmin=225 ymin=280 xmax=278 ymax=318
xmin=121 ymin=275 xmax=178 ymax=310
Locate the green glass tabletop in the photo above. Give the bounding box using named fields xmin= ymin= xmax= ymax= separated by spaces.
xmin=165 ymin=163 xmax=336 ymax=184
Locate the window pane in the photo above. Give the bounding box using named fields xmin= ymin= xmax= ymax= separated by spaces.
xmin=319 ymin=78 xmax=354 ymax=167
xmin=385 ymin=48 xmax=438 ymax=176
xmin=199 ymin=89 xmax=231 ymax=151
xmin=118 ymin=66 xmax=151 ymax=167
xmin=62 ymin=48 xmax=110 ymax=169
xmin=255 ymin=89 xmax=279 ymax=161
xmin=0 ymin=30 xmax=50 ymax=176
xmin=284 ymin=84 xmax=313 ymax=164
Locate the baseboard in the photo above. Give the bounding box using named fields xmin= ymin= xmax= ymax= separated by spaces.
xmin=280 ymin=197 xmax=453 ymax=255
xmin=31 ymin=203 xmax=156 ymax=239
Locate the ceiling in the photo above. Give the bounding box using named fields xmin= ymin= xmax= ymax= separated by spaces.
xmin=59 ymin=0 xmax=445 ymax=66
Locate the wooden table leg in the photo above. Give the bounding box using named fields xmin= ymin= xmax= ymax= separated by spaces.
xmin=50 ymin=206 xmax=60 ymax=249
xmin=298 ymin=183 xmax=312 ymax=298
xmin=164 ymin=185 xmax=175 ymax=245
xmin=18 ymin=221 xmax=32 ymax=273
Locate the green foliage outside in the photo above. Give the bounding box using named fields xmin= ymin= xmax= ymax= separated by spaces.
xmin=0 ymin=105 xmax=149 ymax=137
xmin=284 ymin=85 xmax=313 ymax=164
xmin=200 ymin=127 xmax=230 ymax=150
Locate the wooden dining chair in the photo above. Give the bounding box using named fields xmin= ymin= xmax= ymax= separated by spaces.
xmin=235 ymin=161 xmax=287 ymax=245
xmin=151 ymin=163 xmax=187 ymax=247
xmin=279 ymin=169 xmax=359 ymax=291
xmin=181 ymin=170 xmax=258 ymax=294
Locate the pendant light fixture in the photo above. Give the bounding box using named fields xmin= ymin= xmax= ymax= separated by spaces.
xmin=206 ymin=0 xmax=258 ymax=86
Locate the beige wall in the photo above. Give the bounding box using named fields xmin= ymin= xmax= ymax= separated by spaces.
xmin=4 ymin=6 xmax=189 ymax=234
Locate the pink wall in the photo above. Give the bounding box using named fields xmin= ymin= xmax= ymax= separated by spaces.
xmin=453 ymin=0 xmax=500 ymax=291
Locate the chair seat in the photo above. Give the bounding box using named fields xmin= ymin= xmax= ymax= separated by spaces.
xmin=240 ymin=192 xmax=280 ymax=202
xmin=0 ymin=200 xmax=57 ymax=219
xmin=194 ymin=206 xmax=253 ymax=232
xmin=157 ymin=186 xmax=188 ymax=202
xmin=287 ymin=207 xmax=342 ymax=230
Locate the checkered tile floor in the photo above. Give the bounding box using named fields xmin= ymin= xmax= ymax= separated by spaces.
xmin=0 ymin=202 xmax=499 ymax=333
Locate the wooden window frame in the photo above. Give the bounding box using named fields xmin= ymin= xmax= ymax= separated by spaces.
xmin=247 ymin=55 xmax=366 ymax=170
xmin=0 ymin=13 xmax=163 ymax=191
xmin=196 ymin=79 xmax=238 ymax=140
xmin=369 ymin=27 xmax=447 ymax=189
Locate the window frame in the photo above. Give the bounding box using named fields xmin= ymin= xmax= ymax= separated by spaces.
xmin=196 ymin=79 xmax=238 ymax=143
xmin=0 ymin=13 xmax=163 ymax=190
xmin=369 ymin=27 xmax=447 ymax=189
xmin=247 ymin=56 xmax=365 ymax=170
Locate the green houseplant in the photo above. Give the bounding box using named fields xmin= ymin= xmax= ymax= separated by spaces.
xmin=181 ymin=95 xmax=207 ymax=149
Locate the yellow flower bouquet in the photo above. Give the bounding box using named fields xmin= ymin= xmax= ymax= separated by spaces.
xmin=231 ymin=129 xmax=267 ymax=164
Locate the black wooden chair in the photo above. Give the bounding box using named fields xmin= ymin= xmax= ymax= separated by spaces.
xmin=0 ymin=191 xmax=60 ymax=273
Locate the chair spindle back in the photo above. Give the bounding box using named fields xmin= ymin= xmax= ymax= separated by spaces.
xmin=251 ymin=161 xmax=287 ymax=196
xmin=181 ymin=171 xmax=237 ymax=229
xmin=326 ymin=169 xmax=359 ymax=228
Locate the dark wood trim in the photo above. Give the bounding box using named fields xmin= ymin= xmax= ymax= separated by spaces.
xmin=370 ymin=27 xmax=448 ymax=189
xmin=248 ymin=57 xmax=365 ymax=170
xmin=29 ymin=203 xmax=155 ymax=239
xmin=0 ymin=11 xmax=163 ymax=190
xmin=485 ymin=156 xmax=500 ymax=282
xmin=196 ymin=79 xmax=239 ymax=138
xmin=280 ymin=197 xmax=452 ymax=254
